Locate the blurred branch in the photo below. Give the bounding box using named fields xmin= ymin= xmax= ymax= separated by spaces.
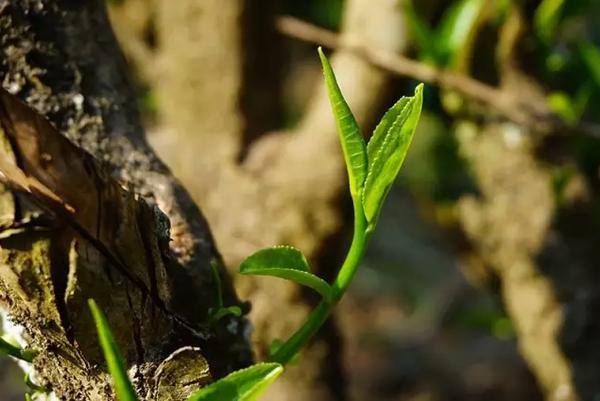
xmin=276 ymin=15 xmax=600 ymax=139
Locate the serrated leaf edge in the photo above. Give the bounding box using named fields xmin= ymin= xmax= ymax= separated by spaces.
xmin=318 ymin=47 xmax=368 ymax=196
xmin=187 ymin=363 xmax=283 ymax=401
xmin=240 ymin=246 xmax=311 ymax=273
xmin=272 ymin=245 xmax=310 ymax=271
xmin=362 ymin=84 xmax=423 ymax=223
xmin=362 ymin=99 xmax=414 ymax=218
xmin=367 ymin=97 xmax=412 ymax=169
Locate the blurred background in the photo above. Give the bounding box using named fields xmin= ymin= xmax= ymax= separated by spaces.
xmin=3 ymin=0 xmax=600 ymax=400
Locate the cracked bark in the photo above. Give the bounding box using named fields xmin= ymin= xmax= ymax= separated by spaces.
xmin=0 ymin=1 xmax=252 ymax=400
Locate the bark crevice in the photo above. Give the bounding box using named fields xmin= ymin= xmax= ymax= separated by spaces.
xmin=0 ymin=1 xmax=252 ymax=399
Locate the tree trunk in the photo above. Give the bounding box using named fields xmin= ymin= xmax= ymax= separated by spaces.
xmin=0 ymin=1 xmax=251 ymax=399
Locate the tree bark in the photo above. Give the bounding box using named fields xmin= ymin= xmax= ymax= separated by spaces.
xmin=0 ymin=1 xmax=251 ymax=399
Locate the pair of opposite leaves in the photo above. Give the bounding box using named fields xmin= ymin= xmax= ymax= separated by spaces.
xmin=89 ymin=49 xmax=423 ymax=401
xmin=0 ymin=49 xmax=422 ymax=401
xmin=239 ymin=49 xmax=423 ymax=307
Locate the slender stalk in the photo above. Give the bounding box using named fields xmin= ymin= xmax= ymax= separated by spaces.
xmin=331 ymin=199 xmax=368 ymax=297
xmin=268 ymin=301 xmax=329 ymax=364
xmin=270 ymin=198 xmax=369 ymax=364
xmin=0 ymin=337 xmax=34 ymax=362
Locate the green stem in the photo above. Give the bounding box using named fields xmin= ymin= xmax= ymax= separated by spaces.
xmin=24 ymin=373 xmax=48 ymax=393
xmin=269 ymin=198 xmax=369 ymax=365
xmin=0 ymin=337 xmax=34 ymax=363
xmin=331 ymin=200 xmax=368 ymax=297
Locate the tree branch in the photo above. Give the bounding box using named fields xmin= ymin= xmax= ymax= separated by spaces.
xmin=276 ymin=15 xmax=600 ymax=140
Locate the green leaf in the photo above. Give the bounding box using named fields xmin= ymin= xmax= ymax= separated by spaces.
xmin=367 ymin=98 xmax=412 ymax=167
xmin=403 ymin=0 xmax=438 ymax=64
xmin=187 ymin=363 xmax=283 ymax=401
xmin=572 ymin=84 xmax=593 ymax=119
xmin=362 ymin=84 xmax=424 ymax=225
xmin=242 ymin=245 xmax=310 ymax=272
xmin=318 ymin=47 xmax=367 ymax=198
xmin=88 ymin=299 xmax=139 ymax=401
xmin=436 ymin=0 xmax=486 ymax=68
xmin=208 ymin=259 xmax=243 ymax=324
xmin=209 ymin=306 xmax=242 ymax=324
xmin=578 ymin=41 xmax=600 ymax=88
xmin=0 ymin=336 xmax=33 ymax=362
xmin=24 ymin=373 xmax=47 ymax=393
xmin=240 ymin=246 xmax=334 ymax=303
xmin=547 ymin=92 xmax=577 ymax=124
xmin=405 ymin=0 xmax=486 ymax=68
xmin=534 ymin=0 xmax=566 ymax=42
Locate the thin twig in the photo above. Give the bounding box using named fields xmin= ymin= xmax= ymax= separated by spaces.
xmin=275 ymin=15 xmax=600 ymax=139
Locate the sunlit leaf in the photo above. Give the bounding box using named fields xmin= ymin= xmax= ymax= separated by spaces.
xmin=0 ymin=336 xmax=33 ymax=362
xmin=534 ymin=0 xmax=566 ymax=41
xmin=187 ymin=363 xmax=283 ymax=401
xmin=436 ymin=0 xmax=486 ymax=68
xmin=367 ymin=98 xmax=412 ymax=168
xmin=88 ymin=299 xmax=139 ymax=401
xmin=241 ymin=246 xmax=310 ymax=272
xmin=547 ymin=92 xmax=577 ymax=124
xmin=318 ymin=47 xmax=367 ymax=198
xmin=362 ymin=85 xmax=424 ymax=225
xmin=404 ymin=0 xmax=438 ymax=63
xmin=240 ymin=246 xmax=334 ymax=303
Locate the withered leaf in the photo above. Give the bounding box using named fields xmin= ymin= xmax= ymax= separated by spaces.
xmin=0 ymin=88 xmax=116 ymax=237
xmin=0 ymin=88 xmax=203 ymax=341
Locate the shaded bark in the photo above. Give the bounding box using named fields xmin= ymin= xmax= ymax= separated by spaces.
xmin=0 ymin=0 xmax=251 ymax=399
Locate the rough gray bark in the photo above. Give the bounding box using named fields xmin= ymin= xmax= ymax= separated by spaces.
xmin=0 ymin=1 xmax=251 ymax=399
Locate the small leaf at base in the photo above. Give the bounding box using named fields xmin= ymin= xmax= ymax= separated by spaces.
xmin=534 ymin=0 xmax=566 ymax=42
xmin=241 ymin=246 xmax=310 ymax=272
xmin=89 ymin=299 xmax=139 ymax=401
xmin=209 ymin=306 xmax=243 ymax=324
xmin=0 ymin=336 xmax=33 ymax=362
xmin=187 ymin=363 xmax=283 ymax=401
xmin=240 ymin=246 xmax=334 ymax=303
